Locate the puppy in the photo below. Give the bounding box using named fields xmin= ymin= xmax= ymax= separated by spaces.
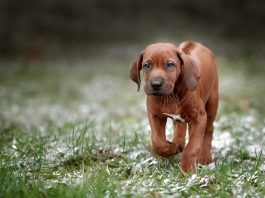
xmin=130 ymin=41 xmax=218 ymax=172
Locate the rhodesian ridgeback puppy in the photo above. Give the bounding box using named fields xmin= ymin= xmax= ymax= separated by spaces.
xmin=130 ymin=41 xmax=218 ymax=172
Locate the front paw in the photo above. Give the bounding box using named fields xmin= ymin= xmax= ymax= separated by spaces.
xmin=197 ymin=152 xmax=213 ymax=165
xmin=177 ymin=143 xmax=185 ymax=152
xmin=153 ymin=141 xmax=178 ymax=157
xmin=172 ymin=138 xmax=185 ymax=152
xmin=180 ymin=152 xmax=197 ymax=173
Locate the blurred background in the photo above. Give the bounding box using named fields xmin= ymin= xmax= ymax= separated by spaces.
xmin=0 ymin=0 xmax=265 ymax=129
xmin=1 ymin=0 xmax=265 ymax=60
xmin=1 ymin=1 xmax=265 ymax=195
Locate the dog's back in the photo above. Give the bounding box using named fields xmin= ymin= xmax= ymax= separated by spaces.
xmin=179 ymin=41 xmax=218 ymax=104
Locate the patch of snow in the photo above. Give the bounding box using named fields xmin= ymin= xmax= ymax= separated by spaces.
xmin=127 ymin=150 xmax=148 ymax=160
xmin=141 ymin=157 xmax=158 ymax=166
xmin=260 ymin=164 xmax=265 ymax=171
xmin=246 ymin=144 xmax=264 ymax=157
xmin=207 ymin=163 xmax=216 ymax=170
xmin=186 ymin=174 xmax=197 ymax=186
xmin=12 ymin=138 xmax=17 ymax=150
xmin=131 ymin=157 xmax=158 ymax=176
xmin=212 ymin=131 xmax=235 ymax=156
xmin=232 ymin=171 xmax=260 ymax=196
xmin=11 ymin=138 xmax=19 ymax=157
xmin=44 ymin=140 xmax=75 ymax=166
xmin=43 ymin=170 xmax=84 ymax=189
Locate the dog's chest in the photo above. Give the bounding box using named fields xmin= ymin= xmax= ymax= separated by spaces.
xmin=160 ymin=104 xmax=186 ymax=122
xmin=147 ymin=96 xmax=186 ymax=121
xmin=153 ymin=102 xmax=181 ymax=117
xmin=159 ymin=103 xmax=180 ymax=114
xmin=162 ymin=112 xmax=185 ymax=122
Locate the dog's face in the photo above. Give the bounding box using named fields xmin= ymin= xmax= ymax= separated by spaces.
xmin=141 ymin=43 xmax=181 ymax=96
xmin=130 ymin=43 xmax=200 ymax=95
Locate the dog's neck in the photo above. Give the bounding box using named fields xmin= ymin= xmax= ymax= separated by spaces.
xmin=158 ymin=93 xmax=179 ymax=106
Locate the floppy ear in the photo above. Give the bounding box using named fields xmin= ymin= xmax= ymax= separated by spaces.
xmin=130 ymin=54 xmax=143 ymax=92
xmin=177 ymin=49 xmax=200 ymax=90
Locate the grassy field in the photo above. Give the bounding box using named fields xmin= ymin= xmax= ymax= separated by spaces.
xmin=0 ymin=52 xmax=265 ymax=197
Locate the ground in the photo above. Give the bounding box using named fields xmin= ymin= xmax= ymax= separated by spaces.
xmin=0 ymin=47 xmax=265 ymax=197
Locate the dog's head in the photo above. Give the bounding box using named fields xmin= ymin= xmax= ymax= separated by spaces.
xmin=130 ymin=42 xmax=200 ymax=96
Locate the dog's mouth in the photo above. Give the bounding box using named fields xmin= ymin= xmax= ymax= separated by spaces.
xmin=144 ymin=83 xmax=174 ymax=96
xmin=146 ymin=89 xmax=173 ymax=96
xmin=152 ymin=92 xmax=164 ymax=96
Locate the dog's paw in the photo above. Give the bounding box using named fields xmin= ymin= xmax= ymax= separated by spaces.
xmin=153 ymin=141 xmax=178 ymax=157
xmin=180 ymin=151 xmax=197 ymax=173
xmin=197 ymin=154 xmax=213 ymax=165
xmin=177 ymin=144 xmax=185 ymax=153
xmin=180 ymin=160 xmax=196 ymax=173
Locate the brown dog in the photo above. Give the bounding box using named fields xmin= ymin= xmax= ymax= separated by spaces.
xmin=130 ymin=41 xmax=218 ymax=172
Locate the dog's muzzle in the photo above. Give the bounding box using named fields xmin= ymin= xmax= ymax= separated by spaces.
xmin=150 ymin=77 xmax=164 ymax=93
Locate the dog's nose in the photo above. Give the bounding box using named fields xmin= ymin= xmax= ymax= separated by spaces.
xmin=150 ymin=77 xmax=163 ymax=89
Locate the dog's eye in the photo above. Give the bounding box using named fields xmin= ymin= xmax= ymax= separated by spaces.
xmin=166 ymin=62 xmax=175 ymax=68
xmin=143 ymin=63 xmax=151 ymax=71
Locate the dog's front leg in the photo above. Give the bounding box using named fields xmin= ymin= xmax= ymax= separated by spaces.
xmin=148 ymin=112 xmax=178 ymax=157
xmin=180 ymin=109 xmax=207 ymax=173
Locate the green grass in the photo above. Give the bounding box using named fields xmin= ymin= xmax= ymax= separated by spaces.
xmin=0 ymin=56 xmax=265 ymax=197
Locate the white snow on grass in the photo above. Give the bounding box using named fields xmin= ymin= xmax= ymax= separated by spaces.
xmin=212 ymin=130 xmax=235 ymax=156
xmin=1 ymin=69 xmax=265 ymax=195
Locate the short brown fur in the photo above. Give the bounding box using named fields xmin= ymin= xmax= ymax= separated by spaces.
xmin=130 ymin=41 xmax=218 ymax=172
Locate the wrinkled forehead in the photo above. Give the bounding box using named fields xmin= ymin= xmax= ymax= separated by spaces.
xmin=143 ymin=43 xmax=177 ymax=60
